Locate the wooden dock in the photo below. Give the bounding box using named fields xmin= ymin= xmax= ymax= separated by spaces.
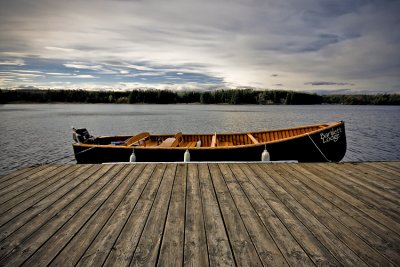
xmin=0 ymin=162 xmax=399 ymax=266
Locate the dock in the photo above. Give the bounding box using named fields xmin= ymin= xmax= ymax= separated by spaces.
xmin=0 ymin=162 xmax=399 ymax=266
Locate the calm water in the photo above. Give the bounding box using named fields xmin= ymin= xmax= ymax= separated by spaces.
xmin=1 ymin=104 xmax=400 ymax=175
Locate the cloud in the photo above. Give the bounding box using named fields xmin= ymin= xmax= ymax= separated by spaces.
xmin=0 ymin=59 xmax=25 ymax=66
xmin=305 ymin=81 xmax=355 ymax=86
xmin=0 ymin=0 xmax=399 ymax=92
xmin=63 ymin=63 xmax=103 ymax=71
xmin=69 ymin=75 xmax=98 ymax=79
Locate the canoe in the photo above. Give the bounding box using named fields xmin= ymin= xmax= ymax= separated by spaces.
xmin=72 ymin=121 xmax=346 ymax=163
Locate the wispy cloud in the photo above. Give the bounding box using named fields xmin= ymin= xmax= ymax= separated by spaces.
xmin=0 ymin=59 xmax=25 ymax=66
xmin=305 ymin=81 xmax=355 ymax=86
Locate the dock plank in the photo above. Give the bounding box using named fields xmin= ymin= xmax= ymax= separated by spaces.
xmin=0 ymin=161 xmax=398 ymax=266
xmin=314 ymin=163 xmax=400 ymax=221
xmin=130 ymin=164 xmax=177 ymax=266
xmin=238 ymin=163 xmax=342 ymax=266
xmin=198 ymin=164 xmax=235 ymax=266
xmin=208 ymin=163 xmax=263 ymax=266
xmin=230 ymin=164 xmax=317 ymax=266
xmin=294 ymin=164 xmax=400 ymax=245
xmin=75 ymin=164 xmax=155 ymax=267
xmin=22 ymin=164 xmax=137 ymax=267
xmin=358 ymin=162 xmax=400 ymax=189
xmin=270 ymin=163 xmax=394 ymax=266
xmin=0 ymin=165 xmax=99 ymax=242
xmin=0 ymin=165 xmax=96 ymax=243
xmin=255 ymin=163 xmax=367 ymax=266
xmin=0 ymin=164 xmax=82 ymax=214
xmin=218 ymin=163 xmax=288 ymax=266
xmin=0 ymin=165 xmax=44 ymax=184
xmin=0 ymin=164 xmax=124 ymax=266
xmin=278 ymin=163 xmax=400 ymax=265
xmin=102 ymin=164 xmax=165 ymax=266
xmin=0 ymin=165 xmax=50 ymax=190
xmin=301 ymin=163 xmax=400 ymax=234
xmin=158 ymin=164 xmax=187 ymax=266
xmin=49 ymin=164 xmax=146 ymax=266
xmin=183 ymin=164 xmax=208 ymax=267
xmin=340 ymin=163 xmax=400 ymax=198
xmin=0 ymin=165 xmax=60 ymax=195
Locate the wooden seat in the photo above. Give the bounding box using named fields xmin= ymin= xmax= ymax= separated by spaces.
xmin=158 ymin=132 xmax=183 ymax=147
xmin=124 ymin=132 xmax=150 ymax=146
xmin=171 ymin=132 xmax=182 ymax=147
xmin=159 ymin=138 xmax=176 ymax=147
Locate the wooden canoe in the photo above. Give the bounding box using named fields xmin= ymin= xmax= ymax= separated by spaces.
xmin=72 ymin=121 xmax=346 ymax=163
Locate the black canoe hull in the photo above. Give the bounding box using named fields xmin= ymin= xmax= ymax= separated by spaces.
xmin=73 ymin=122 xmax=346 ymax=163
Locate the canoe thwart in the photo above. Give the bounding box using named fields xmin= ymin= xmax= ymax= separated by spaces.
xmin=247 ymin=133 xmax=259 ymax=144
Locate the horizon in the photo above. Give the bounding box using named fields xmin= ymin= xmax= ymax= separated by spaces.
xmin=1 ymin=0 xmax=399 ymax=94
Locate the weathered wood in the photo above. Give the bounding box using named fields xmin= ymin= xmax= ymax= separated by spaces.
xmin=0 ymin=164 xmax=80 ymax=214
xmin=208 ymin=163 xmax=263 ymax=266
xmin=294 ymin=164 xmax=400 ymax=244
xmin=158 ymin=164 xmax=187 ymax=266
xmin=230 ymin=164 xmax=315 ymax=266
xmin=102 ymin=164 xmax=166 ymax=266
xmin=0 ymin=165 xmax=99 ymax=241
xmin=0 ymin=161 xmax=399 ymax=266
xmin=301 ymin=163 xmax=400 ymax=234
xmin=76 ymin=164 xmax=155 ymax=267
xmin=255 ymin=163 xmax=367 ymax=266
xmin=359 ymin=162 xmax=400 ymax=187
xmin=0 ymin=164 xmax=121 ymax=265
xmin=0 ymin=165 xmax=50 ymax=190
xmin=315 ymin=163 xmax=400 ymax=222
xmin=334 ymin=163 xmax=400 ymax=204
xmin=183 ymin=164 xmax=208 ymax=267
xmin=198 ymin=163 xmax=235 ymax=266
xmin=269 ymin=163 xmax=393 ymax=266
xmin=379 ymin=161 xmax=400 ymax=173
xmin=49 ymin=164 xmax=147 ymax=266
xmin=279 ymin=163 xmax=400 ymax=265
xmin=22 ymin=164 xmax=138 ymax=267
xmin=238 ymin=163 xmax=342 ymax=266
xmin=0 ymin=165 xmax=38 ymax=184
xmin=340 ymin=163 xmax=400 ymax=197
xmin=218 ymin=163 xmax=288 ymax=266
xmin=0 ymin=165 xmax=59 ymax=195
xmin=130 ymin=164 xmax=177 ymax=267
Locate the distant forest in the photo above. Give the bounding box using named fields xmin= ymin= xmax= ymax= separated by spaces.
xmin=1 ymin=88 xmax=399 ymax=105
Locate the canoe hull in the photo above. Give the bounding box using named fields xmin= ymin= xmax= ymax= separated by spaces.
xmin=73 ymin=122 xmax=346 ymax=163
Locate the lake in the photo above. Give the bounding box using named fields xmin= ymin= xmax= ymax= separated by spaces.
xmin=1 ymin=104 xmax=399 ymax=175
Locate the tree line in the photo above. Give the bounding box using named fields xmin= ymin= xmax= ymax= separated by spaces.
xmin=0 ymin=88 xmax=399 ymax=105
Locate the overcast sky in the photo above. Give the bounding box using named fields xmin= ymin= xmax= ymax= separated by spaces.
xmin=0 ymin=0 xmax=399 ymax=93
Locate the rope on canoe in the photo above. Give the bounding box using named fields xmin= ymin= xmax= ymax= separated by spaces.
xmin=306 ymin=133 xmax=332 ymax=163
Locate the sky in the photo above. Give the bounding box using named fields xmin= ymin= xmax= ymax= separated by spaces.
xmin=0 ymin=0 xmax=399 ymax=93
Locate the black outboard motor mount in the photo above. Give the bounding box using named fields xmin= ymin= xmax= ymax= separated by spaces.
xmin=72 ymin=128 xmax=94 ymax=143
